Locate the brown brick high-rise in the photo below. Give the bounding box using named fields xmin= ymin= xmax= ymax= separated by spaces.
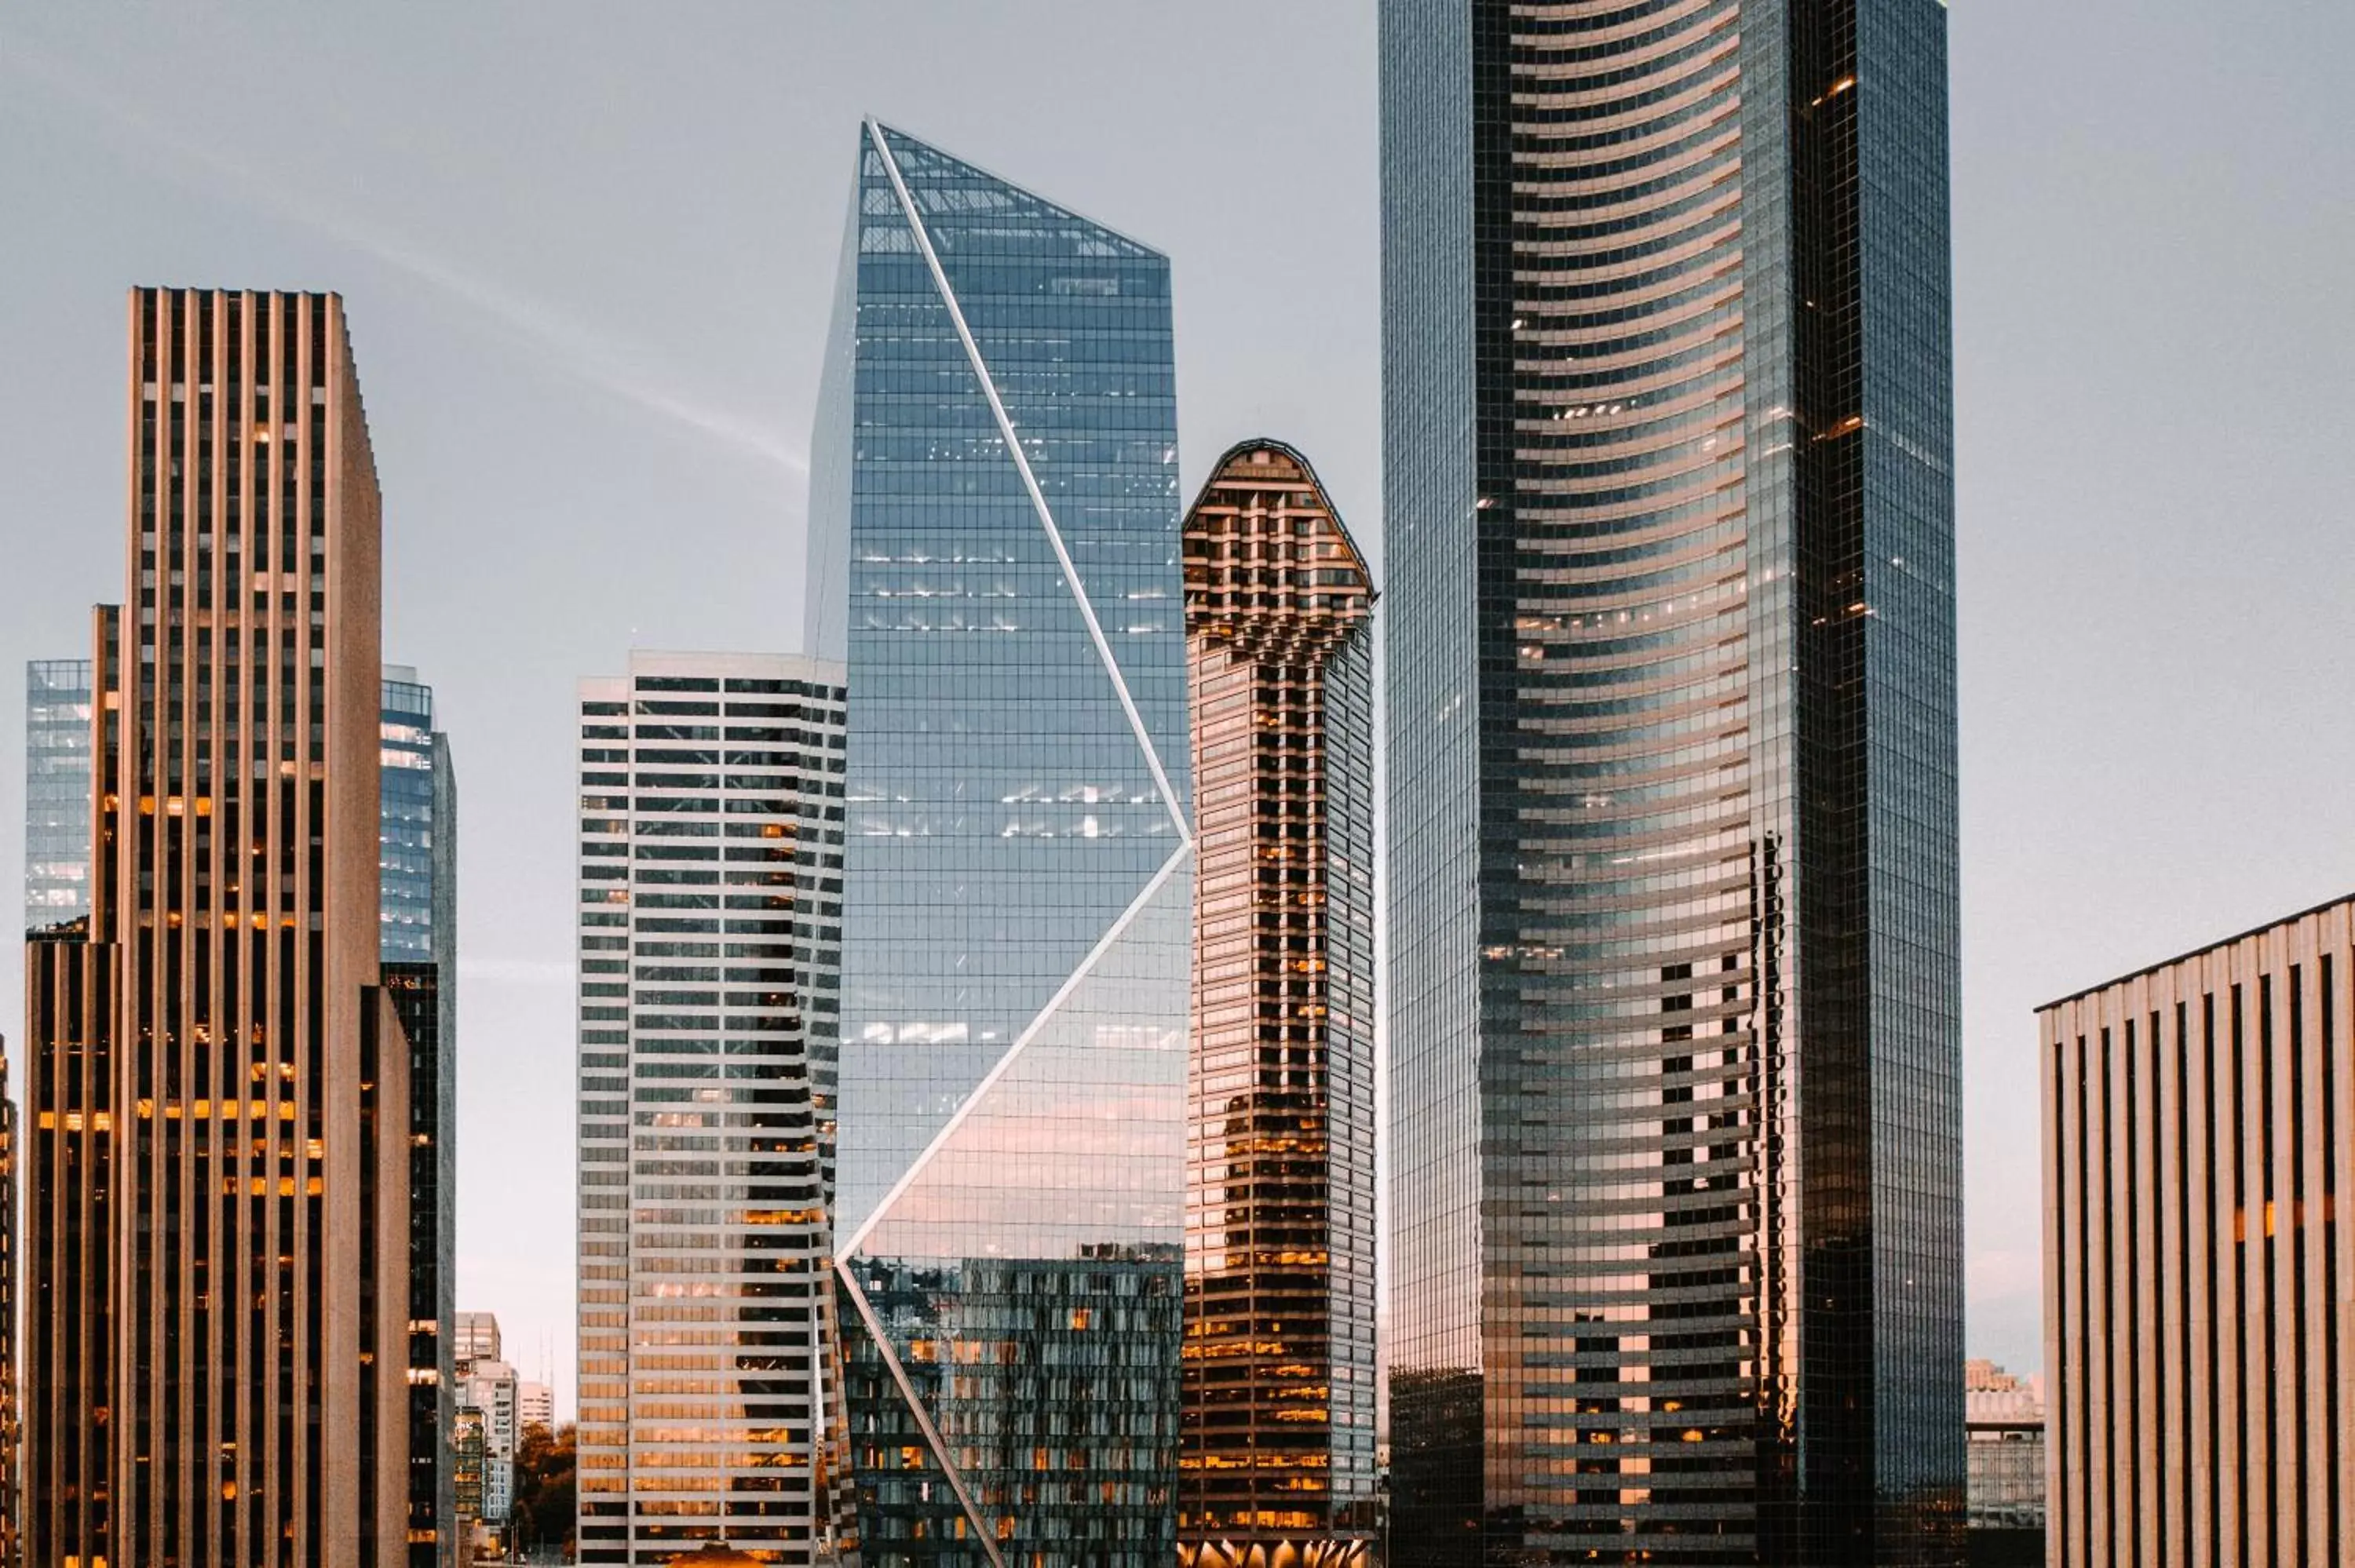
xmin=25 ymin=289 xmax=409 ymax=1566
xmin=1178 ymin=442 xmax=1378 ymax=1567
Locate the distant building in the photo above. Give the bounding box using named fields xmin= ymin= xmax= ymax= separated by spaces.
xmin=382 ymin=666 xmax=459 ymax=1567
xmin=23 ymin=661 xmax=93 ymax=932
xmin=455 ymin=1311 xmax=503 ymax=1370
xmin=518 ymin=1380 xmax=553 ymax=1434
xmin=465 ymin=1359 xmax=520 ymax=1525
xmin=2040 ymin=896 xmax=2354 ymax=1567
xmin=1963 ymin=1360 xmax=2044 ymax=1566
xmin=454 ymin=1406 xmax=487 ymax=1528
xmin=574 ymin=651 xmax=853 ymax=1564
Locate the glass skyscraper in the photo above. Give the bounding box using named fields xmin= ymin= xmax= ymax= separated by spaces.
xmin=808 ymin=122 xmax=1190 ymax=1566
xmin=24 ymin=659 xmax=95 ymax=932
xmin=1382 ymin=5 xmax=1962 ymax=1564
xmin=573 ymin=651 xmax=853 ymax=1566
xmin=382 ymin=666 xmax=461 ymax=1568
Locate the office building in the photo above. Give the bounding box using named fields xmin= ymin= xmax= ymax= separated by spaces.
xmin=24 ymin=657 xmax=459 ymax=1564
xmin=809 ymin=120 xmax=1190 ymax=1567
xmin=1962 ymin=1361 xmax=2043 ymax=1566
xmin=574 ymin=651 xmax=852 ymax=1564
xmin=1382 ymin=3 xmax=1964 ymax=1561
xmin=466 ymin=1358 xmax=520 ymax=1526
xmin=518 ymin=1380 xmax=553 ymax=1434
xmin=382 ymin=666 xmax=460 ymax=1566
xmin=455 ymin=1311 xmax=503 ymax=1370
xmin=2038 ymin=897 xmax=2353 ymax=1568
xmin=24 ymin=287 xmax=412 ymax=1565
xmin=454 ymin=1407 xmax=487 ymax=1530
xmin=25 ymin=660 xmax=95 ymax=932
xmin=1176 ymin=443 xmax=1378 ymax=1565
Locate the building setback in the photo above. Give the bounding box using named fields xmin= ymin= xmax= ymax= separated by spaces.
xmin=1177 ymin=443 xmax=1378 ymax=1566
xmin=2039 ymin=897 xmax=2354 ymax=1568
xmin=24 ymin=287 xmax=411 ymax=1566
xmin=574 ymin=651 xmax=853 ymax=1564
xmin=1381 ymin=2 xmax=1965 ymax=1562
xmin=809 ymin=121 xmax=1191 ymax=1567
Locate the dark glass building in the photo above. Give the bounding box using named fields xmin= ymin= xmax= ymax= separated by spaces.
xmin=1177 ymin=443 xmax=1378 ymax=1566
xmin=382 ymin=667 xmax=460 ymax=1567
xmin=1382 ymin=4 xmax=1962 ymax=1563
xmin=809 ymin=122 xmax=1190 ymax=1566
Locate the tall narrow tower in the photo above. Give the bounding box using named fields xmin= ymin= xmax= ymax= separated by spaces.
xmin=809 ymin=121 xmax=1191 ymax=1567
xmin=24 ymin=288 xmax=411 ymax=1566
xmin=1382 ymin=4 xmax=1964 ymax=1563
xmin=1178 ymin=443 xmax=1378 ymax=1566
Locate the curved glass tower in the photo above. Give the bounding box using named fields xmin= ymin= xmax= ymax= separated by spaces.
xmin=809 ymin=123 xmax=1190 ymax=1567
xmin=1382 ymin=3 xmax=1962 ymax=1563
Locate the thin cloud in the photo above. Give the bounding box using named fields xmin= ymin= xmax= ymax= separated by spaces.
xmin=457 ymin=957 xmax=575 ymax=987
xmin=4 ymin=37 xmax=807 ymax=476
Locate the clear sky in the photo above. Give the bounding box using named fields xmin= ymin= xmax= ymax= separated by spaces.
xmin=2 ymin=2 xmax=2350 ymax=1416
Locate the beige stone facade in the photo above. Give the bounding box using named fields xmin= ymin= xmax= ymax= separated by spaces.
xmin=2039 ymin=896 xmax=2355 ymax=1567
xmin=26 ymin=289 xmax=409 ymax=1566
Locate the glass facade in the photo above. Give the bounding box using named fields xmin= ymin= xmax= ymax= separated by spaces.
xmin=1178 ymin=443 xmax=1378 ymax=1565
xmin=1380 ymin=4 xmax=1962 ymax=1563
xmin=809 ymin=121 xmax=1190 ymax=1566
xmin=24 ymin=659 xmax=95 ymax=932
xmin=573 ymin=652 xmax=853 ymax=1566
xmin=382 ymin=665 xmax=461 ymax=1567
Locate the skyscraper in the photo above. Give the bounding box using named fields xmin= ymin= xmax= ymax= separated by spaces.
xmin=25 ymin=287 xmax=413 ymax=1565
xmin=2039 ymin=898 xmax=2352 ymax=1568
xmin=23 ymin=656 xmax=459 ymax=1564
xmin=574 ymin=651 xmax=852 ymax=1565
xmin=382 ymin=667 xmax=460 ymax=1567
xmin=1381 ymin=5 xmax=1963 ymax=1563
xmin=809 ymin=121 xmax=1190 ymax=1566
xmin=1178 ymin=443 xmax=1378 ymax=1567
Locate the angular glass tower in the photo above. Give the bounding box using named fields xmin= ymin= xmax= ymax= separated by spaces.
xmin=808 ymin=122 xmax=1190 ymax=1567
xmin=1382 ymin=5 xmax=1962 ymax=1564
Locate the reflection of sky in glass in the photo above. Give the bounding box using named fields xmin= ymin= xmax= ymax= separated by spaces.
xmin=812 ymin=120 xmax=1188 ymax=1567
xmin=820 ymin=120 xmax=1188 ymax=1250
xmin=24 ymin=659 xmax=94 ymax=931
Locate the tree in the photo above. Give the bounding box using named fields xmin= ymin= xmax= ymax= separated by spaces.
xmin=507 ymin=1420 xmax=576 ymax=1560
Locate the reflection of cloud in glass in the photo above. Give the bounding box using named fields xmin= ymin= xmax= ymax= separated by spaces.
xmin=856 ymin=877 xmax=1189 ymax=1263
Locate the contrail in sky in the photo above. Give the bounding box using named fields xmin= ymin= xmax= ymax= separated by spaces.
xmin=2 ymin=36 xmax=809 ymax=476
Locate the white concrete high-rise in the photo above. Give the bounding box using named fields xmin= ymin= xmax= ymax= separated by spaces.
xmin=574 ymin=651 xmax=851 ymax=1564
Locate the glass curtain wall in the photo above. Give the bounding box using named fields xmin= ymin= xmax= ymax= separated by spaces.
xmin=810 ymin=122 xmax=1191 ymax=1568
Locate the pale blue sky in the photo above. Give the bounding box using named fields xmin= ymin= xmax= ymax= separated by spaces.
xmin=2 ymin=2 xmax=2350 ymax=1416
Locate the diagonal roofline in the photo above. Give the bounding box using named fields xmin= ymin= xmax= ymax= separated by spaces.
xmin=862 ymin=115 xmax=1170 ymax=260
